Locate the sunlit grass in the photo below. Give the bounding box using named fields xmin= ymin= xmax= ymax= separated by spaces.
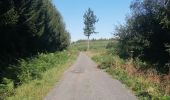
xmin=7 ymin=50 xmax=78 ymax=100
xmin=72 ymin=40 xmax=110 ymax=51
xmin=92 ymin=52 xmax=170 ymax=100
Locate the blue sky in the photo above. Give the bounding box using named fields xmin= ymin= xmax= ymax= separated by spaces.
xmin=53 ymin=0 xmax=133 ymax=41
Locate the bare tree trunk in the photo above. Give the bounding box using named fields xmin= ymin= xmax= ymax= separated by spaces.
xmin=87 ymin=36 xmax=90 ymax=51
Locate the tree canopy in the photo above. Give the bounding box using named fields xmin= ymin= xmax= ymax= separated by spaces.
xmin=83 ymin=8 xmax=98 ymax=50
xmin=115 ymin=0 xmax=170 ymax=74
xmin=0 ymin=0 xmax=70 ymax=82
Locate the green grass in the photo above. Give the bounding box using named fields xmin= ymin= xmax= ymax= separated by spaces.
xmin=1 ymin=49 xmax=78 ymax=100
xmin=92 ymin=52 xmax=170 ymax=100
xmin=72 ymin=40 xmax=111 ymax=51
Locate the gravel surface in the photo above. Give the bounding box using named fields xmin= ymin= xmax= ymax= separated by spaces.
xmin=44 ymin=52 xmax=137 ymax=100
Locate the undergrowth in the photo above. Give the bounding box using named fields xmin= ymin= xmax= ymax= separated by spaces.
xmin=92 ymin=51 xmax=170 ymax=100
xmin=0 ymin=49 xmax=78 ymax=100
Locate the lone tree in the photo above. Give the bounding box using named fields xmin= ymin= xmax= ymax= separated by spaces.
xmin=83 ymin=8 xmax=98 ymax=50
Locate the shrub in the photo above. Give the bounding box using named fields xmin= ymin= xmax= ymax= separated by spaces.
xmin=106 ymin=41 xmax=116 ymax=49
xmin=0 ymin=78 xmax=14 ymax=100
xmin=133 ymin=58 xmax=147 ymax=69
xmin=0 ymin=51 xmax=69 ymax=99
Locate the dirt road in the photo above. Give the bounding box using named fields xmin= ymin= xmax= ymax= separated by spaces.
xmin=44 ymin=52 xmax=137 ymax=100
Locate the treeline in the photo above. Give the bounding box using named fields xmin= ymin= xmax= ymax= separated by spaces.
xmin=0 ymin=0 xmax=70 ymax=84
xmin=75 ymin=38 xmax=114 ymax=43
xmin=115 ymin=0 xmax=170 ymax=74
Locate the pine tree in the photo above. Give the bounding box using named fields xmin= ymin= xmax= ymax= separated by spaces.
xmin=0 ymin=0 xmax=70 ymax=84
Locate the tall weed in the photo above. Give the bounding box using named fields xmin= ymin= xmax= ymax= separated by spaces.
xmin=92 ymin=51 xmax=170 ymax=100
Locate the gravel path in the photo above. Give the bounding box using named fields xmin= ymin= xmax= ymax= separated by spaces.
xmin=44 ymin=52 xmax=137 ymax=100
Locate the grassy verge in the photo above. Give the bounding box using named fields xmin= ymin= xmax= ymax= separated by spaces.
xmin=4 ymin=49 xmax=78 ymax=100
xmin=72 ymin=40 xmax=110 ymax=51
xmin=92 ymin=51 xmax=170 ymax=100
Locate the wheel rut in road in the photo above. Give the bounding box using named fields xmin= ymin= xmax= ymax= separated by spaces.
xmin=44 ymin=52 xmax=137 ymax=100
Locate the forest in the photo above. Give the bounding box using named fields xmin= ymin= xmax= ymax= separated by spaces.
xmin=115 ymin=0 xmax=170 ymax=74
xmin=0 ymin=0 xmax=170 ymax=99
xmin=0 ymin=0 xmax=70 ymax=99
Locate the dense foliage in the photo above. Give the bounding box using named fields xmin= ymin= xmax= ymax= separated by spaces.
xmin=92 ymin=52 xmax=170 ymax=99
xmin=0 ymin=0 xmax=70 ymax=81
xmin=115 ymin=0 xmax=170 ymax=74
xmin=0 ymin=51 xmax=71 ymax=99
